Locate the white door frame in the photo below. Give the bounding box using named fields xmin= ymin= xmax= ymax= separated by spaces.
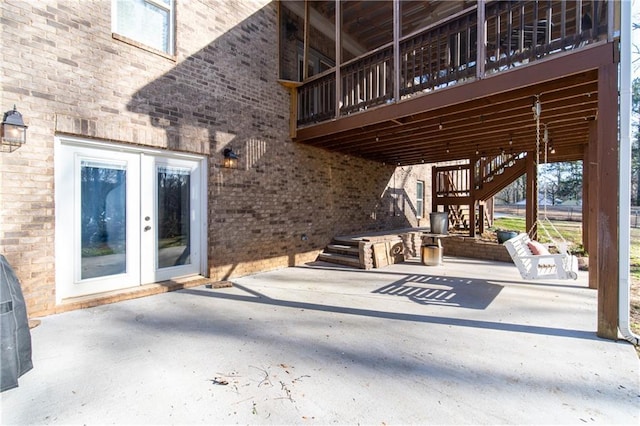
xmin=54 ymin=135 xmax=208 ymax=302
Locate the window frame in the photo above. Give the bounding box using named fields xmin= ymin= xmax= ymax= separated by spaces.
xmin=112 ymin=0 xmax=175 ymax=56
xmin=416 ymin=180 xmax=425 ymax=219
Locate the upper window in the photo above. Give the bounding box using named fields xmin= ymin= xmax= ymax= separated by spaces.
xmin=113 ymin=0 xmax=174 ymax=55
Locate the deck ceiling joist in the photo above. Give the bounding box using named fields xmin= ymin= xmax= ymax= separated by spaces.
xmin=294 ymin=42 xmax=615 ymax=166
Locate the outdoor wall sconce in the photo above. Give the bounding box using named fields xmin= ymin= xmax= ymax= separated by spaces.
xmin=1 ymin=105 xmax=28 ymax=147
xmin=223 ymin=148 xmax=239 ymax=169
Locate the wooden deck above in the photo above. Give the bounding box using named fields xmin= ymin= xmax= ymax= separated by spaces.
xmin=295 ymin=41 xmax=614 ymax=166
xmin=290 ymin=0 xmax=617 ymax=166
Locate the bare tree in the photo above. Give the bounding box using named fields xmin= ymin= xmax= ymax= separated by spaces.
xmin=632 ymin=78 xmax=640 ymax=205
xmin=634 ymin=0 xmax=640 ymax=74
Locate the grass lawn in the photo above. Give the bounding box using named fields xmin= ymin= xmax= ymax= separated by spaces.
xmin=492 ymin=217 xmax=584 ymax=252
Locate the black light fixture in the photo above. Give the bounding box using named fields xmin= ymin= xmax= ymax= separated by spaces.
xmin=1 ymin=105 xmax=27 ymax=147
xmin=223 ymin=147 xmax=239 ymax=169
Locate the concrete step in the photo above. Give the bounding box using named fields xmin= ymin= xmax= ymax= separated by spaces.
xmin=331 ymin=236 xmax=362 ymax=246
xmin=317 ymin=252 xmax=363 ymax=268
xmin=326 ymin=244 xmax=360 ymax=256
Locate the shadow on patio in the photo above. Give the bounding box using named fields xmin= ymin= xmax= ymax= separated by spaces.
xmin=181 ymin=278 xmax=597 ymax=342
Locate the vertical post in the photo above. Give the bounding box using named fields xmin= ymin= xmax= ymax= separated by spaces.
xmin=335 ymin=0 xmax=341 ymax=119
xmin=608 ymin=0 xmax=615 ymax=42
xmin=581 ymin=143 xmax=589 ymax=257
xmin=393 ymin=0 xmax=401 ymax=103
xmin=277 ymin=1 xmax=281 ymax=79
xmin=431 ymin=166 xmax=438 ymax=213
xmin=596 ymin=62 xmax=620 ymax=339
xmin=560 ymin=0 xmax=566 ymax=40
xmin=488 ymin=197 xmax=494 ymax=227
xmin=587 ymin=121 xmax=598 ymax=290
xmin=476 ymin=0 xmax=486 ymax=79
xmin=303 ymin=0 xmax=309 ymax=81
xmin=468 ymin=161 xmax=477 ymax=237
xmin=525 ymin=151 xmax=538 ymax=239
xmin=576 ymin=0 xmax=583 ymax=33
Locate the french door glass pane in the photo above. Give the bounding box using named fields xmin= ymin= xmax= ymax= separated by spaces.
xmin=80 ymin=161 xmax=127 ymax=280
xmin=157 ymin=166 xmax=191 ymax=268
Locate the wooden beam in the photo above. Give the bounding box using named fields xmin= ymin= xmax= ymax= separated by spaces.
xmin=596 ymin=62 xmax=619 ymax=339
xmin=277 ymin=80 xmax=302 ymax=139
xmin=433 ymin=196 xmax=473 ymax=206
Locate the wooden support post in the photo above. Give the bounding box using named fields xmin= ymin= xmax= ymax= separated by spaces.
xmin=431 ymin=166 xmax=438 ymax=213
xmin=476 ymin=0 xmax=486 ymax=80
xmin=393 ymin=0 xmax=400 ymax=103
xmin=478 ymin=202 xmax=485 ymax=235
xmin=468 ymin=158 xmax=476 ymax=237
xmin=525 ymin=151 xmax=538 ymax=239
xmin=303 ymin=1 xmax=309 ymax=81
xmin=595 ymin=62 xmax=619 ymax=340
xmin=587 ymin=122 xmax=598 ymax=290
xmin=334 ymin=0 xmax=341 ymax=119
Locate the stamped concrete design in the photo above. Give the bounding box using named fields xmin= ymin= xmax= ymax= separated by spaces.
xmin=1 ymin=257 xmax=638 ymax=424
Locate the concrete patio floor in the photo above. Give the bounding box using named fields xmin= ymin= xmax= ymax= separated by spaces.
xmin=1 ymin=256 xmax=638 ymax=425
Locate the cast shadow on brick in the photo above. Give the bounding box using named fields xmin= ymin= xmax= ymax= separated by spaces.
xmin=126 ymin=3 xmax=416 ymax=265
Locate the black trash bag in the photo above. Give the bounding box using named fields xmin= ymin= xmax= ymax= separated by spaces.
xmin=1 ymin=255 xmax=33 ymax=392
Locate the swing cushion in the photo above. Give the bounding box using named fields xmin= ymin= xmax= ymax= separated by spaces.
xmin=527 ymin=240 xmax=550 ymax=256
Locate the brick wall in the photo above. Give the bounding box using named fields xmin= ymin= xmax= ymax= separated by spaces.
xmin=441 ymin=236 xmax=514 ymax=263
xmin=0 ymin=0 xmax=432 ymax=316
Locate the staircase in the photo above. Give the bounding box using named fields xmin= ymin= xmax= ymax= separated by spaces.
xmin=474 ymin=152 xmax=527 ymax=200
xmin=316 ymin=231 xmax=421 ymax=269
xmin=317 ymin=237 xmax=362 ymax=268
xmin=433 ymin=152 xmax=527 ymax=235
xmin=448 ymin=204 xmax=470 ymax=230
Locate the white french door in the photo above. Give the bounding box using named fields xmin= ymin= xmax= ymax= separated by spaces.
xmin=140 ymin=155 xmax=202 ymax=283
xmin=55 ymin=137 xmax=206 ymax=301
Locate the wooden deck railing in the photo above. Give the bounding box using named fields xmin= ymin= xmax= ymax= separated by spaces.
xmin=297 ymin=0 xmax=610 ymax=127
xmin=400 ymin=7 xmax=478 ymax=97
xmin=340 ymin=45 xmax=394 ymax=115
xmin=484 ymin=0 xmax=609 ymax=73
xmin=297 ymin=71 xmax=335 ymax=126
xmin=434 ymin=164 xmax=471 ymax=200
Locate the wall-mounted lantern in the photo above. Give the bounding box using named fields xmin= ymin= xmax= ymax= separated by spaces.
xmin=1 ymin=105 xmax=28 ymax=147
xmin=223 ymin=148 xmax=239 ymax=169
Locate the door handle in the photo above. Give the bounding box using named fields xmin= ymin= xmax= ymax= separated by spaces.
xmin=144 ymin=226 xmax=151 ymax=231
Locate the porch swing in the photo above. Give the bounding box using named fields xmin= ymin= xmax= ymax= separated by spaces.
xmin=503 ymin=95 xmax=579 ymax=280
